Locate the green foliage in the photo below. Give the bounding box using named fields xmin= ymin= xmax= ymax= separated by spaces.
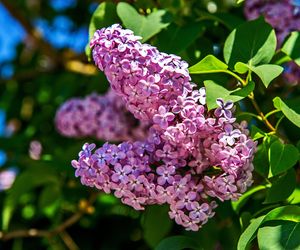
xmin=204 ymin=80 xmax=254 ymax=110
xmin=1 ymin=1 xmax=300 ymax=249
xmin=265 ymin=169 xmax=296 ymax=204
xmin=156 ymin=22 xmax=205 ymax=54
xmin=232 ymin=185 xmax=266 ymax=214
xmin=155 ymin=235 xmax=202 ymax=250
xmin=257 ymin=221 xmax=300 ymax=250
xmin=224 ymin=17 xmax=277 ymax=68
xmin=268 ymin=140 xmax=299 ymax=177
xmin=282 ymin=31 xmax=300 ymax=66
xmin=238 ymin=206 xmax=300 ymax=250
xmin=189 ymin=55 xmax=228 ymax=73
xmin=86 ymin=2 xmax=119 ymax=59
xmin=273 ymin=97 xmax=300 ymax=128
xmin=142 ymin=205 xmax=172 ymax=247
xmin=116 ymin=2 xmax=172 ymax=42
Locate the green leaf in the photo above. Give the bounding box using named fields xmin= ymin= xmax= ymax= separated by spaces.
xmin=263 ymin=205 xmax=300 ymax=223
xmin=264 ymin=169 xmax=296 ymax=204
xmin=142 ymin=205 xmax=172 ymax=248
xmin=268 ymin=140 xmax=299 ymax=177
xmin=86 ymin=2 xmax=119 ymax=59
xmin=281 ymin=31 xmax=300 ymax=66
xmin=258 ymin=221 xmax=300 ymax=250
xmin=156 ymin=22 xmax=205 ymax=54
xmin=196 ymin=11 xmax=243 ymax=30
xmin=155 ymin=236 xmax=201 ymax=250
xmin=251 ymin=125 xmax=266 ymax=141
xmin=116 ymin=2 xmax=171 ymax=42
xmin=234 ymin=62 xmax=249 ymax=74
xmin=273 ymin=97 xmax=300 ymax=128
xmin=288 ymin=186 xmax=300 ymax=204
xmin=232 ymin=185 xmax=266 ymax=214
xmin=253 ymin=140 xmax=269 ymax=177
xmin=251 ymin=64 xmax=283 ymax=88
xmin=2 ymin=166 xmax=59 ymax=230
xmin=237 ymin=0 xmax=245 ymax=4
xmin=39 ymin=184 xmax=61 ymax=209
xmin=238 ymin=206 xmax=300 ymax=250
xmin=238 ymin=216 xmax=266 ymax=250
xmin=204 ymin=80 xmax=254 ymax=110
xmin=234 ymin=62 xmax=283 ymax=87
xmin=189 ymin=55 xmax=228 ymax=73
xmin=224 ymin=17 xmax=277 ymax=68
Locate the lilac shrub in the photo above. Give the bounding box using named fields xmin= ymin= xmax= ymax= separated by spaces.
xmin=244 ymin=0 xmax=300 ymax=85
xmin=71 ymin=24 xmax=256 ymax=231
xmin=55 ymin=89 xmax=147 ymax=141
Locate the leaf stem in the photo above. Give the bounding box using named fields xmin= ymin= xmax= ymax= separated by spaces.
xmin=237 ymin=112 xmax=262 ymax=121
xmin=248 ymin=93 xmax=276 ymax=132
xmin=190 ymin=69 xmax=245 ymax=85
xmin=275 ymin=115 xmax=285 ymax=130
xmin=0 ymin=192 xmax=98 ymax=241
xmin=265 ymin=109 xmax=281 ymax=119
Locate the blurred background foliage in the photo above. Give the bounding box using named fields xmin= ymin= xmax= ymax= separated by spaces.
xmin=0 ymin=0 xmax=299 ymax=250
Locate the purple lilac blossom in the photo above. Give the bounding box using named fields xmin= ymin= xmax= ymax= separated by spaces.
xmin=244 ymin=0 xmax=300 ymax=85
xmin=71 ymin=24 xmax=257 ymax=231
xmin=55 ymin=89 xmax=148 ymax=141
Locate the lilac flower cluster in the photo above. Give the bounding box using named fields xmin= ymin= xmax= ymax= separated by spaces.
xmin=55 ymin=89 xmax=147 ymax=141
xmin=244 ymin=0 xmax=300 ymax=85
xmin=72 ymin=24 xmax=256 ymax=231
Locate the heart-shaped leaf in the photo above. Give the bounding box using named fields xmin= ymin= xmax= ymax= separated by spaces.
xmin=117 ymin=2 xmax=171 ymax=42
xmin=264 ymin=169 xmax=296 ymax=204
xmin=268 ymin=140 xmax=299 ymax=177
xmin=281 ymin=31 xmax=300 ymax=66
xmin=238 ymin=205 xmax=300 ymax=250
xmin=224 ymin=17 xmax=277 ymax=68
xmin=189 ymin=55 xmax=228 ymax=73
xmin=86 ymin=2 xmax=119 ymax=59
xmin=156 ymin=22 xmax=205 ymax=54
xmin=273 ymin=97 xmax=300 ymax=128
xmin=234 ymin=62 xmax=283 ymax=87
xmin=258 ymin=221 xmax=300 ymax=250
xmin=251 ymin=64 xmax=283 ymax=88
xmin=204 ymin=80 xmax=254 ymax=110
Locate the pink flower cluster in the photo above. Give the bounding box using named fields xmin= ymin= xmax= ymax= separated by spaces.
xmin=55 ymin=89 xmax=147 ymax=141
xmin=244 ymin=0 xmax=300 ymax=85
xmin=71 ymin=24 xmax=256 ymax=231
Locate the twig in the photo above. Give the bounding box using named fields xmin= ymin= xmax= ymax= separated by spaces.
xmin=0 ymin=192 xmax=98 ymax=241
xmin=59 ymin=230 xmax=80 ymax=250
xmin=248 ymin=93 xmax=276 ymax=132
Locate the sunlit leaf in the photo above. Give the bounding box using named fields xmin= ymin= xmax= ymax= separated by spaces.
xmin=204 ymin=80 xmax=254 ymax=110
xmin=273 ymin=97 xmax=300 ymax=128
xmin=224 ymin=17 xmax=277 ymax=68
xmin=117 ymin=2 xmax=172 ymax=42
xmin=268 ymin=140 xmax=299 ymax=177
xmin=281 ymin=31 xmax=300 ymax=66
xmin=189 ymin=55 xmax=228 ymax=73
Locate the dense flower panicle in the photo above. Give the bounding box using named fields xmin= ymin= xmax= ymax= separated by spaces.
xmin=72 ymin=24 xmax=257 ymax=231
xmin=90 ymin=24 xmax=192 ymax=122
xmin=244 ymin=0 xmax=300 ymax=85
xmin=55 ymin=89 xmax=147 ymax=141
